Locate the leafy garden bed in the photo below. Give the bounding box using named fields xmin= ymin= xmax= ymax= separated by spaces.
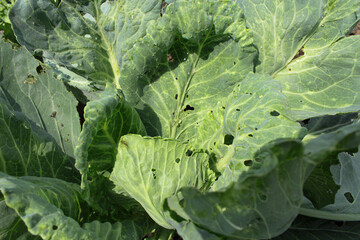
xmin=1 ymin=0 xmax=360 ymax=239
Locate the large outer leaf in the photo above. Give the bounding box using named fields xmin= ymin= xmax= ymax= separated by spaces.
xmin=0 ymin=198 xmax=40 ymax=240
xmin=82 ymin=220 xmax=155 ymax=240
xmin=302 ymin=150 xmax=360 ymax=221
xmin=274 ymin=216 xmax=360 ymax=240
xmin=0 ymin=173 xmax=89 ymax=239
xmin=110 ymin=135 xmax=214 ymax=229
xmin=275 ymin=36 xmax=360 ymax=120
xmin=304 ymin=0 xmax=360 ymax=54
xmin=119 ymin=0 xmax=255 ymax=138
xmin=0 ymin=173 xmax=154 ymax=240
xmin=197 ymin=73 xmax=306 ymax=189
xmin=301 ymin=122 xmax=360 ymax=211
xmin=237 ymin=0 xmax=324 ymax=75
xmin=165 ymin=140 xmax=306 ymax=239
xmin=0 ymin=39 xmax=80 ymax=158
xmin=0 ymin=97 xmax=78 ymax=182
xmin=9 ymin=0 xmax=162 ymax=89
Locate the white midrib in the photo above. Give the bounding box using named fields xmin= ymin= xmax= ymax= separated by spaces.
xmin=95 ymin=2 xmax=121 ymax=89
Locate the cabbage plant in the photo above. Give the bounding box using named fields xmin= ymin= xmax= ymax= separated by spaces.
xmin=1 ymin=0 xmax=360 ymax=239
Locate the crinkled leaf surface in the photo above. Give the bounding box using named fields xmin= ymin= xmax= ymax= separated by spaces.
xmin=82 ymin=220 xmax=155 ymax=240
xmin=0 ymin=39 xmax=80 ymax=158
xmin=165 ymin=140 xmax=306 ymax=239
xmin=9 ymin=0 xmax=162 ymax=88
xmin=119 ymin=0 xmax=256 ymax=139
xmin=0 ymin=173 xmax=154 ymax=240
xmin=110 ymin=134 xmax=214 ymax=229
xmin=0 ymin=173 xmax=88 ymax=239
xmin=0 ymin=198 xmax=40 ymax=240
xmin=75 ymin=85 xmax=146 ymax=183
xmin=276 ymin=36 xmax=360 ymax=120
xmin=74 ymin=85 xmax=146 ymax=215
xmin=274 ymin=216 xmax=360 ymax=240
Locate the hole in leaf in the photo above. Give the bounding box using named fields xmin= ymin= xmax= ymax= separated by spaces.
xmin=175 ymin=158 xmax=180 ymax=163
xmin=293 ymin=48 xmax=304 ymax=60
xmin=224 ymin=134 xmax=234 ymax=145
xmin=152 ymin=173 xmax=156 ymax=179
xmin=186 ymin=149 xmax=193 ymax=156
xmin=248 ymin=134 xmax=253 ymax=138
xmin=175 ymin=94 xmax=178 ymax=99
xmin=236 ymin=109 xmax=240 ymax=111
xmin=186 ymin=94 xmax=189 ymax=98
xmin=344 ymin=192 xmax=354 ymax=203
xmin=222 ymin=106 xmax=225 ymax=109
xmin=288 ymin=68 xmax=292 ymax=71
xmin=151 ymin=168 xmax=156 ymax=172
xmin=50 ymin=112 xmax=57 ymax=118
xmin=244 ymin=160 xmax=253 ymax=166
xmin=175 ymin=77 xmax=178 ymax=81
xmin=302 ymin=119 xmax=310 ymax=125
xmin=334 ymin=221 xmax=345 ymax=227
xmin=77 ymin=102 xmax=86 ymax=128
xmin=24 ymin=74 xmax=36 ymax=84
xmin=184 ymin=105 xmax=194 ymax=111
xmin=52 ymin=225 xmax=58 ymax=230
xmin=270 ymin=111 xmax=280 ymax=116
xmin=258 ymin=193 xmax=267 ymax=201
xmin=254 ymin=128 xmax=258 ymax=131
xmin=233 ymin=61 xmax=236 ymax=65
xmin=36 ymin=64 xmax=45 ymax=74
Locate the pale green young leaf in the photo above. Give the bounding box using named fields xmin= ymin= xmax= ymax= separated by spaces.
xmin=110 ymin=135 xmax=214 ymax=229
xmin=9 ymin=0 xmax=162 ymax=89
